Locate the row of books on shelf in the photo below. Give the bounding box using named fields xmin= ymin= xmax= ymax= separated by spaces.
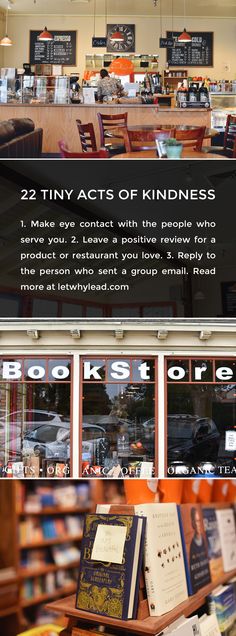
xmin=75 ymin=503 xmax=236 ymax=624
xmin=21 ymin=569 xmax=77 ymax=600
xmin=19 ymin=515 xmax=83 ymax=542
xmin=21 ymin=544 xmax=81 ymax=569
xmin=17 ymin=483 xmax=90 ymax=512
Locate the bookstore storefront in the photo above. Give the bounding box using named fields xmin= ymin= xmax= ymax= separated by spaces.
xmin=0 ymin=319 xmax=236 ymax=479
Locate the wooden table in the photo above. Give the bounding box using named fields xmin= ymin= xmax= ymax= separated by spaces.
xmin=111 ymin=148 xmax=228 ymax=159
xmin=110 ymin=125 xmax=218 ymax=141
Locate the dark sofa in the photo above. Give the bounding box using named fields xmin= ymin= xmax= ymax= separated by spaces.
xmin=0 ymin=118 xmax=43 ymax=158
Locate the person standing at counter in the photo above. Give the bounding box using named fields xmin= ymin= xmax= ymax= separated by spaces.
xmin=97 ymin=69 xmax=124 ymax=102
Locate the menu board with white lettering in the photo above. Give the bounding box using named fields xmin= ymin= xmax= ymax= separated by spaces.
xmin=166 ymin=31 xmax=213 ymax=67
xmin=30 ymin=31 xmax=77 ymax=66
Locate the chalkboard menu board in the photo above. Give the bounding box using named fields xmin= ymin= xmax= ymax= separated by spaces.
xmin=30 ymin=31 xmax=77 ymax=66
xmin=166 ymin=31 xmax=213 ymax=67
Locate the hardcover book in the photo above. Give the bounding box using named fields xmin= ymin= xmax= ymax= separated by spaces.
xmin=135 ymin=503 xmax=188 ymax=616
xmin=178 ymin=504 xmax=211 ymax=595
xmin=208 ymin=584 xmax=236 ymax=635
xmin=215 ymin=509 xmax=236 ymax=572
xmin=199 ymin=613 xmax=221 ymax=636
xmin=75 ymin=513 xmax=146 ymax=620
xmin=163 ymin=615 xmax=201 ymax=635
xmin=202 ymin=507 xmax=224 ymax=583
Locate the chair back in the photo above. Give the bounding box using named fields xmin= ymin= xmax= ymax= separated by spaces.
xmin=76 ymin=119 xmax=97 ymax=152
xmin=97 ymin=112 xmax=128 ymax=146
xmin=122 ymin=128 xmax=175 ymax=153
xmin=175 ymin=126 xmax=206 ymax=151
xmin=224 ymin=114 xmax=236 ymax=157
xmin=58 ymin=140 xmax=109 ymax=158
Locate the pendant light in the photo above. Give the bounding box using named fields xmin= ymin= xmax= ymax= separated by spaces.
xmin=0 ymin=1 xmax=13 ymax=47
xmin=38 ymin=27 xmax=53 ymax=41
xmin=110 ymin=31 xmax=125 ymax=43
xmin=178 ymin=0 xmax=192 ymax=42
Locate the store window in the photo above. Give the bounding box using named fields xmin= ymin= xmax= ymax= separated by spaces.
xmin=81 ymin=357 xmax=156 ymax=478
xmin=166 ymin=358 xmax=236 ymax=477
xmin=0 ymin=357 xmax=72 ymax=478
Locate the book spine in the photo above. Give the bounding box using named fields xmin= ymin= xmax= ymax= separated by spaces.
xmin=177 ymin=506 xmax=193 ymax=596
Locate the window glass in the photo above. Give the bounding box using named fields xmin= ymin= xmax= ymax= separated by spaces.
xmin=24 ymin=359 xmax=46 ymax=382
xmin=191 ymin=360 xmax=213 ymax=382
xmin=167 ymin=359 xmax=189 ymax=382
xmin=167 ymin=383 xmax=236 ymax=476
xmin=83 ymin=359 xmax=105 ymax=382
xmin=0 ymin=381 xmax=71 ymax=477
xmin=48 ymin=359 xmax=71 ymax=382
xmin=82 ymin=380 xmax=155 ymax=478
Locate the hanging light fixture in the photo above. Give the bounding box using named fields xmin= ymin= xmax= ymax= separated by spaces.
xmin=178 ymin=0 xmax=192 ymax=42
xmin=110 ymin=31 xmax=125 ymax=43
xmin=38 ymin=27 xmax=53 ymax=41
xmin=0 ymin=1 xmax=13 ymax=46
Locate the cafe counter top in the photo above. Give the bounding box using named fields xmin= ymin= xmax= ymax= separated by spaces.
xmin=0 ymin=103 xmax=212 ymax=153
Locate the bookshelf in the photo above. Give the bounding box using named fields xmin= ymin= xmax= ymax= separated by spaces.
xmin=0 ymin=481 xmax=96 ymax=634
xmin=163 ymin=69 xmax=188 ymax=90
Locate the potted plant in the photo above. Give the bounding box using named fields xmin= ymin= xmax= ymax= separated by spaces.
xmin=165 ymin=138 xmax=183 ymax=159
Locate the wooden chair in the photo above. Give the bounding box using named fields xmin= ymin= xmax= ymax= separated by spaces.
xmin=76 ymin=119 xmax=97 ymax=152
xmin=97 ymin=112 xmax=128 ymax=155
xmin=58 ymin=140 xmax=109 ymax=158
xmin=207 ymin=114 xmax=236 ymax=157
xmin=122 ymin=128 xmax=175 ymax=153
xmin=175 ymin=126 xmax=206 ymax=151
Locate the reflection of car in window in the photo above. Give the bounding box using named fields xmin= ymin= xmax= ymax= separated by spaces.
xmin=0 ymin=410 xmax=70 ymax=462
xmin=168 ymin=414 xmax=220 ymax=466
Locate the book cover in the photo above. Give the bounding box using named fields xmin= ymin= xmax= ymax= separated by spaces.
xmin=178 ymin=504 xmax=211 ymax=595
xmin=202 ymin=507 xmax=224 ymax=583
xmin=135 ymin=503 xmax=188 ymax=616
xmin=215 ymin=509 xmax=236 ymax=572
xmin=208 ymin=584 xmax=236 ymax=633
xmin=164 ymin=615 xmax=201 ymax=635
xmin=199 ymin=613 xmax=221 ymax=636
xmin=76 ymin=513 xmax=146 ymax=620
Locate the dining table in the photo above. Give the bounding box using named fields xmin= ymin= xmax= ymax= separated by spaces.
xmin=108 ymin=124 xmax=218 ymax=142
xmin=111 ymin=148 xmax=228 ymax=159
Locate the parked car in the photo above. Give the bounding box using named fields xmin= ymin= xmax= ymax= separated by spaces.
xmin=168 ymin=414 xmax=221 ymax=469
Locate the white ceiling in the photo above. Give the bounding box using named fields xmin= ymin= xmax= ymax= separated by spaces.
xmin=1 ymin=0 xmax=236 ymax=18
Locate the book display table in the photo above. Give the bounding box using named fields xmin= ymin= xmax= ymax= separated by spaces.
xmin=47 ymin=568 xmax=236 ymax=636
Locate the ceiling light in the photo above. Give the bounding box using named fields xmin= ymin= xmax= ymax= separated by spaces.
xmin=178 ymin=28 xmax=192 ymax=43
xmin=38 ymin=27 xmax=53 ymax=42
xmin=178 ymin=0 xmax=192 ymax=43
xmin=0 ymin=1 xmax=13 ymax=46
xmin=110 ymin=31 xmax=125 ymax=43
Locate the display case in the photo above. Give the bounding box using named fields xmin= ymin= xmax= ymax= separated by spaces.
xmin=0 ymin=74 xmax=70 ymax=105
xmin=210 ymin=93 xmax=236 ymax=130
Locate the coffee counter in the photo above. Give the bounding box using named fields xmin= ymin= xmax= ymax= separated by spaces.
xmin=0 ymin=103 xmax=212 ymax=153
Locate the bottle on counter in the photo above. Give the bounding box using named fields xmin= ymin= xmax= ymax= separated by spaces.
xmin=166 ymin=82 xmax=170 ymax=95
xmin=176 ymin=82 xmax=188 ymax=106
xmin=188 ymin=83 xmax=198 ymax=103
xmin=199 ymin=82 xmax=209 ymax=104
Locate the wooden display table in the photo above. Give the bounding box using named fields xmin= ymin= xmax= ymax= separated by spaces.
xmin=47 ymin=568 xmax=236 ymax=636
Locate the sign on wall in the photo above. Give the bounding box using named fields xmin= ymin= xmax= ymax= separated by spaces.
xmin=29 ymin=31 xmax=77 ymax=66
xmin=166 ymin=31 xmax=214 ymax=67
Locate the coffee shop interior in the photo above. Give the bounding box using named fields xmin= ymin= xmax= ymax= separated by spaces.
xmin=0 ymin=0 xmax=236 ymax=158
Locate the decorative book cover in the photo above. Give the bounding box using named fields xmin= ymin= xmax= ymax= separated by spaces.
xmin=135 ymin=503 xmax=188 ymax=616
xmin=75 ymin=513 xmax=146 ymax=620
xmin=178 ymin=504 xmax=211 ymax=595
xmin=215 ymin=509 xmax=236 ymax=572
xmin=202 ymin=507 xmax=224 ymax=583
